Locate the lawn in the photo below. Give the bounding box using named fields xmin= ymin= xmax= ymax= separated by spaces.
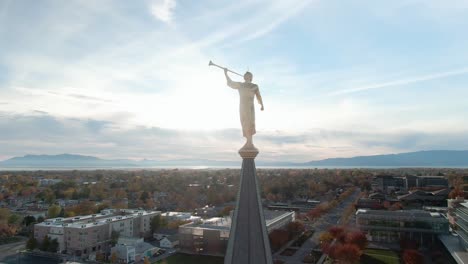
xmin=155 ymin=253 xmax=224 ymax=264
xmin=361 ymin=249 xmax=400 ymax=264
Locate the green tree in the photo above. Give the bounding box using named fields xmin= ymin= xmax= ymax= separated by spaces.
xmin=111 ymin=230 xmax=120 ymax=246
xmin=22 ymin=216 xmax=36 ymax=226
xmin=47 ymin=205 xmax=61 ymax=218
xmin=150 ymin=215 xmax=161 ymax=233
xmin=8 ymin=214 xmax=21 ymax=225
xmin=140 ymin=191 xmax=149 ymax=202
xmin=40 ymin=236 xmax=50 ymax=251
xmin=47 ymin=238 xmax=59 ymax=252
xmin=26 ymin=236 xmax=38 ymax=250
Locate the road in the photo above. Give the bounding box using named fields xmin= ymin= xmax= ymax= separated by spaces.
xmin=274 ymin=189 xmax=361 ymax=264
xmin=0 ymin=238 xmax=26 ymax=262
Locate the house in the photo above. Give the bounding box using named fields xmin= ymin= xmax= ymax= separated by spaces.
xmin=111 ymin=244 xmax=136 ymax=264
xmin=111 ymin=237 xmax=160 ymax=263
xmin=160 ymin=235 xmax=179 ymax=248
xmin=153 ymin=228 xmax=178 ymax=240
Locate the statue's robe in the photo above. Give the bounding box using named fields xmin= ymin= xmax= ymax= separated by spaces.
xmin=227 ymin=80 xmax=259 ymax=137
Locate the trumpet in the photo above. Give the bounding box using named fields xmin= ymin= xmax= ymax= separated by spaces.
xmin=208 ymin=60 xmax=243 ymax=77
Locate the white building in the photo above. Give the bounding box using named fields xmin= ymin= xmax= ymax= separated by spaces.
xmin=34 ymin=209 xmax=160 ymax=257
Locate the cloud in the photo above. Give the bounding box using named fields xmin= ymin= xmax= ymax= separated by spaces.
xmin=150 ymin=0 xmax=176 ymax=23
xmin=66 ymin=93 xmax=113 ymax=103
xmin=329 ymin=67 xmax=468 ymax=96
xmin=2 ymin=112 xmax=468 ymax=163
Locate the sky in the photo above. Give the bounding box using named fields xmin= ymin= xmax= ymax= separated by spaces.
xmin=1 ymin=0 xmax=468 ymax=162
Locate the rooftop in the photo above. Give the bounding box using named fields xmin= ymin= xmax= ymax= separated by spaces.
xmin=439 ymin=234 xmax=468 ymax=264
xmin=181 ymin=210 xmax=293 ymax=230
xmin=356 ymin=209 xmax=444 ymax=219
xmin=36 ymin=209 xmax=160 ymax=229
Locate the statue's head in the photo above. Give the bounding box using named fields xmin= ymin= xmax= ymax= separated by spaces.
xmin=244 ymin=71 xmax=253 ymax=83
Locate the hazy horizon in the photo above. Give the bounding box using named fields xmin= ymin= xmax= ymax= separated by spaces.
xmin=2 ymin=1 xmax=468 ymax=162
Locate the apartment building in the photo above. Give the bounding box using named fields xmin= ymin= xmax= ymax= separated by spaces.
xmin=34 ymin=209 xmax=160 ymax=257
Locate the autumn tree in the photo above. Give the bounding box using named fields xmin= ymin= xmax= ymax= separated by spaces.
xmin=269 ymin=229 xmax=289 ymax=251
xmin=329 ymin=226 xmax=346 ymax=243
xmin=110 ymin=252 xmax=118 ymax=263
xmin=287 ymin=221 xmax=305 ymax=238
xmin=345 ymin=231 xmax=368 ymax=250
xmin=334 ymin=244 xmax=361 ymax=264
xmin=403 ymin=249 xmax=424 ymax=264
xmin=319 ymin=232 xmax=334 ymax=245
xmin=449 ymin=188 xmax=464 ymax=199
xmin=47 ymin=204 xmax=61 ymax=218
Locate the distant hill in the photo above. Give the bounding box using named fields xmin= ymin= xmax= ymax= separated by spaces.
xmin=0 ymin=154 xmax=239 ymax=168
xmin=1 ymin=150 xmax=468 ymax=168
xmin=0 ymin=154 xmax=137 ymax=168
xmin=301 ymin=150 xmax=468 ymax=167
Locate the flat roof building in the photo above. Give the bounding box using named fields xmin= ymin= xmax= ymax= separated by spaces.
xmin=34 ymin=209 xmax=160 ymax=258
xmin=356 ymin=209 xmax=449 ymax=244
xmin=179 ymin=210 xmax=295 ymax=256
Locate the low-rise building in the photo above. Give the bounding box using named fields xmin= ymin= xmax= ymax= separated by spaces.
xmin=34 ymin=209 xmax=160 ymax=258
xmin=356 ymin=209 xmax=449 ymax=244
xmin=111 ymin=237 xmax=159 ymax=263
xmin=179 ymin=210 xmax=295 ymax=256
xmin=160 ymin=235 xmax=179 ymax=248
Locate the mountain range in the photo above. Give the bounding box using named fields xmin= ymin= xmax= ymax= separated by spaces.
xmin=1 ymin=150 xmax=468 ymax=168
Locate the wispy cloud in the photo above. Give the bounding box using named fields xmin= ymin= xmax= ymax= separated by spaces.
xmin=329 ymin=67 xmax=468 ymax=96
xmin=150 ymin=0 xmax=176 ymax=23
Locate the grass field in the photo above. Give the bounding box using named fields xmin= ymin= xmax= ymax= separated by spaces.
xmin=155 ymin=253 xmax=224 ymax=264
xmin=361 ymin=249 xmax=400 ymax=264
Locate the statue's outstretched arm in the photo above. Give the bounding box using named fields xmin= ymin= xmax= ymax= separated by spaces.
xmin=225 ymin=68 xmax=241 ymax=89
xmin=256 ymin=88 xmax=264 ymax=111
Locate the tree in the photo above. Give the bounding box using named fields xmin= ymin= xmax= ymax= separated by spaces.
xmin=403 ymin=249 xmax=424 ymax=264
xmin=26 ymin=236 xmax=38 ymax=250
xmin=110 ymin=252 xmax=118 ymax=263
xmin=150 ymin=215 xmax=161 ymax=233
xmin=287 ymin=221 xmax=305 ymax=237
xmin=219 ymin=205 xmax=234 ymax=217
xmin=319 ymin=232 xmax=334 ymax=245
xmin=37 ymin=216 xmax=45 ymax=223
xmin=111 ymin=230 xmax=120 ymax=246
xmin=40 ymin=236 xmax=50 ymax=251
xmin=47 ymin=238 xmax=59 ymax=252
xmin=333 ymin=244 xmax=361 ymax=263
xmin=47 ymin=205 xmax=61 ymax=218
xmin=346 ymin=231 xmax=368 ymax=250
xmin=140 ymin=191 xmax=150 ymax=202
xmin=449 ymin=188 xmax=464 ymax=199
xmin=22 ymin=215 xmax=36 ymax=226
xmin=8 ymin=214 xmax=21 ymax=225
xmin=269 ymin=229 xmax=289 ymax=251
xmin=328 ymin=226 xmax=346 ymax=243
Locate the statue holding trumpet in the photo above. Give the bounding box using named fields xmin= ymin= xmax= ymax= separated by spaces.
xmin=209 ymin=61 xmax=264 ymax=151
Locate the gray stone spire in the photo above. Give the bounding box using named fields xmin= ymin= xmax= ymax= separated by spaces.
xmin=224 ymin=148 xmax=273 ymax=264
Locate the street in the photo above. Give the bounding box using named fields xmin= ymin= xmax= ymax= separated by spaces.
xmin=274 ymin=189 xmax=361 ymax=264
xmin=0 ymin=238 xmax=26 ymax=262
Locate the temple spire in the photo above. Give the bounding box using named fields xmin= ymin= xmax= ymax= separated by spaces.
xmin=224 ymin=147 xmax=273 ymax=264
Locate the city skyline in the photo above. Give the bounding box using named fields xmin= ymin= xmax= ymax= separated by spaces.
xmin=1 ymin=0 xmax=468 ymax=162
